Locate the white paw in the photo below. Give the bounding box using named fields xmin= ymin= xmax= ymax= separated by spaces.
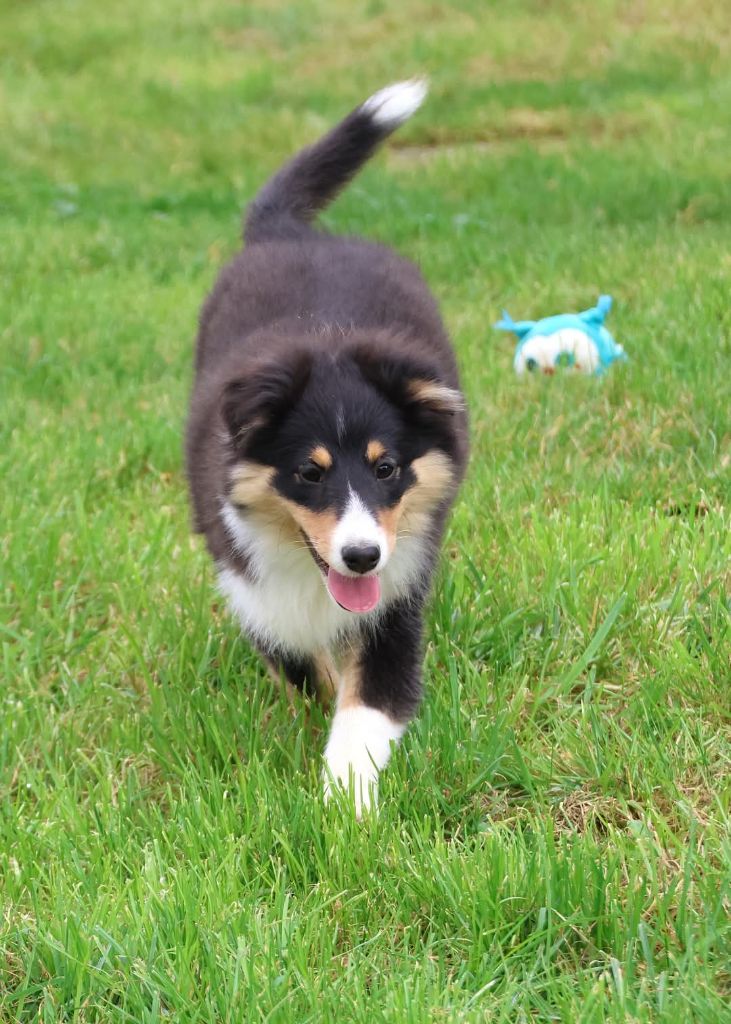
xmin=323 ymin=755 xmax=379 ymax=817
xmin=323 ymin=705 xmax=405 ymax=817
xmin=361 ymin=78 xmax=428 ymax=129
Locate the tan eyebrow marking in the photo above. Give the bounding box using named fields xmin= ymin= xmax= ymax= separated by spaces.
xmin=366 ymin=440 xmax=387 ymax=463
xmin=309 ymin=445 xmax=333 ymax=469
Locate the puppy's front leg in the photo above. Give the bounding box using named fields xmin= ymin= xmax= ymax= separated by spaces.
xmin=323 ymin=600 xmax=424 ymax=815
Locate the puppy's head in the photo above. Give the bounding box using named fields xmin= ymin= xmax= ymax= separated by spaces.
xmin=221 ymin=333 xmax=462 ymax=613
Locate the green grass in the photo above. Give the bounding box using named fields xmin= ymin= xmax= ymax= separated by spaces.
xmin=2 ymin=0 xmax=730 ymax=1020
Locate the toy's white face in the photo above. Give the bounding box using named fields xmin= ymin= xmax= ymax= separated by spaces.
xmin=514 ymin=328 xmax=600 ymax=375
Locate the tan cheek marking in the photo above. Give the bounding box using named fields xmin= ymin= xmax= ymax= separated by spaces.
xmin=377 ymin=450 xmax=456 ymax=542
xmin=366 ymin=440 xmax=387 ymax=463
xmin=230 ymin=462 xmax=276 ymax=507
xmin=230 ymin=463 xmax=303 ymax=545
xmin=309 ymin=445 xmax=333 ymax=470
xmin=377 ymin=501 xmax=404 ymax=556
xmin=229 ymin=464 xmax=339 ymax=564
xmin=281 ymin=501 xmax=338 ymax=564
xmin=410 ymin=450 xmax=455 ymax=504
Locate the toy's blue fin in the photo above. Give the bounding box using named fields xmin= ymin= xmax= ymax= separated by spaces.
xmin=494 ymin=310 xmax=535 ymax=339
xmin=580 ymin=294 xmax=612 ymax=325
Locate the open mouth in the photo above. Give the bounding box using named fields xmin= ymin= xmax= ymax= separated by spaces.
xmin=301 ymin=532 xmax=381 ymax=614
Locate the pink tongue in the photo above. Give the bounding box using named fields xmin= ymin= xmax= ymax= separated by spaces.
xmin=327 ymin=568 xmax=381 ymax=613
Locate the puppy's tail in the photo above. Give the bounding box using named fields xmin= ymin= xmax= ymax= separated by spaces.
xmin=244 ymin=78 xmax=428 ymax=244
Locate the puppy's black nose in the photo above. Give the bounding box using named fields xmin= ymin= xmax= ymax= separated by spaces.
xmin=342 ymin=544 xmax=380 ymax=574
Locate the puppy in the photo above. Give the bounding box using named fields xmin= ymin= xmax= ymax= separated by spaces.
xmin=186 ymin=80 xmax=468 ymax=814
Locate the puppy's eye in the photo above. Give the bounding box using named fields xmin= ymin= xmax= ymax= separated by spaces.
xmin=375 ymin=460 xmax=396 ymax=480
xmin=525 ymin=357 xmax=538 ymax=372
xmin=298 ymin=463 xmax=324 ymax=484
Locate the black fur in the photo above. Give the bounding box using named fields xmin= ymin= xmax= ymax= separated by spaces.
xmin=358 ymin=598 xmax=426 ymax=721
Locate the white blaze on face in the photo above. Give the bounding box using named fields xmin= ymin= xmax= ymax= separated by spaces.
xmin=515 ymin=328 xmax=599 ymax=374
xmin=329 ymin=489 xmax=389 ymax=575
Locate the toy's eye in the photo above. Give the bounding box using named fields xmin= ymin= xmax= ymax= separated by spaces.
xmin=555 ymin=352 xmax=575 ymax=368
xmin=298 ymin=462 xmax=324 ymax=484
xmin=525 ymin=357 xmax=538 ymax=372
xmin=375 ymin=460 xmax=396 ymax=480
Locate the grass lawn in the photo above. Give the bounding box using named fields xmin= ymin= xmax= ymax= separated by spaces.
xmin=2 ymin=0 xmax=730 ymax=1019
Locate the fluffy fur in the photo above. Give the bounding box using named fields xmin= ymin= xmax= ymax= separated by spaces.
xmin=185 ymin=80 xmax=468 ymax=814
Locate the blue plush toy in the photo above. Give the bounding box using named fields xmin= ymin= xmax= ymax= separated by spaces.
xmin=495 ymin=294 xmax=627 ymax=375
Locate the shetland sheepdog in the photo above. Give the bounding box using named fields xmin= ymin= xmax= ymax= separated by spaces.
xmin=186 ymin=80 xmax=468 ymax=814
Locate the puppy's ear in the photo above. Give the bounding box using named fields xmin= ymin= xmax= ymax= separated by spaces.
xmin=350 ymin=341 xmax=464 ymax=459
xmin=222 ymin=348 xmax=312 ymax=451
xmin=404 ymin=377 xmax=464 ymax=416
xmin=350 ymin=343 xmax=463 ymax=421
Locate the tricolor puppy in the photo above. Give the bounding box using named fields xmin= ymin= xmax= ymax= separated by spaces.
xmin=186 ymin=79 xmax=468 ymax=814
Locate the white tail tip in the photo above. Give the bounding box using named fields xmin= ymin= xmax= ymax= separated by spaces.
xmin=361 ymin=77 xmax=428 ymax=129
